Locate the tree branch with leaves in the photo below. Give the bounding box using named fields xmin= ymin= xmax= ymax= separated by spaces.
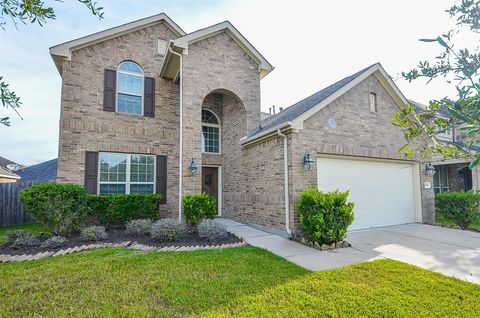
xmin=0 ymin=0 xmax=104 ymax=126
xmin=392 ymin=0 xmax=480 ymax=168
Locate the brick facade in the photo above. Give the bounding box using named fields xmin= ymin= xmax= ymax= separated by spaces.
xmin=57 ymin=22 xmax=181 ymax=217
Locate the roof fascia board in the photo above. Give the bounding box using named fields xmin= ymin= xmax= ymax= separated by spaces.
xmin=0 ymin=174 xmax=20 ymax=179
xmin=50 ymin=13 xmax=185 ymax=63
xmin=240 ymin=121 xmax=291 ymax=146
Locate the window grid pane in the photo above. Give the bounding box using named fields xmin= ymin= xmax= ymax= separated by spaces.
xmin=99 ymin=153 xmax=127 ymax=182
xmin=202 ymin=126 xmax=219 ymax=153
xmin=118 ymin=94 xmax=142 ymax=115
xmin=130 ymin=155 xmax=155 ymax=183
xmin=99 ymin=184 xmax=126 ymax=195
xmin=130 ymin=184 xmax=154 ymax=194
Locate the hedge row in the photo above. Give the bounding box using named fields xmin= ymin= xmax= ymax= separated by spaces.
xmin=21 ymin=183 xmax=162 ymax=235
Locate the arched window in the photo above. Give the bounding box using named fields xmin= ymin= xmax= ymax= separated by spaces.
xmin=202 ymin=109 xmax=220 ymax=153
xmin=117 ymin=61 xmax=144 ymax=115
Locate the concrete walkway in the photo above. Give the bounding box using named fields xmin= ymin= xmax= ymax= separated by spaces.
xmin=217 ymin=218 xmax=480 ymax=284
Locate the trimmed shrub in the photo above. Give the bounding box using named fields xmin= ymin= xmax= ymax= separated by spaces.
xmin=81 ymin=226 xmax=108 ymax=242
xmin=20 ymin=183 xmax=88 ymax=235
xmin=436 ymin=191 xmax=480 ymax=230
xmin=182 ymin=193 xmax=216 ymax=226
xmin=125 ymin=219 xmax=153 ymax=236
xmin=6 ymin=230 xmax=38 ymax=249
xmin=41 ymin=236 xmax=66 ymax=249
xmin=296 ymin=188 xmax=354 ymax=245
xmin=88 ymin=194 xmax=162 ymax=224
xmin=151 ymin=218 xmax=186 ymax=242
xmin=197 ymin=219 xmax=228 ymax=241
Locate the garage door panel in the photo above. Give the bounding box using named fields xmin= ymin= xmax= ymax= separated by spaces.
xmin=317 ymin=158 xmax=416 ymax=230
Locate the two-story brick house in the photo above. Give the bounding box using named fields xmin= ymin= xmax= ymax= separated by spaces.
xmin=50 ymin=13 xmax=435 ymax=234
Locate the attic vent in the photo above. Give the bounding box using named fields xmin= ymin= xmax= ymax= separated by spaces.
xmin=157 ymin=39 xmax=167 ymax=55
xmin=369 ymin=92 xmax=377 ymax=113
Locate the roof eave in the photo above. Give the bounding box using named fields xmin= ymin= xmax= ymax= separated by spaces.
xmin=49 ymin=13 xmax=185 ymax=76
xmin=240 ymin=121 xmax=292 ymax=146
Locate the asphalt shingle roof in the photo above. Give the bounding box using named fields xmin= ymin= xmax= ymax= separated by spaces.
xmin=17 ymin=159 xmax=57 ymax=183
xmin=247 ymin=63 xmax=377 ymax=138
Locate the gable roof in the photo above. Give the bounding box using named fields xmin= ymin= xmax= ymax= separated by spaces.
xmin=161 ymin=21 xmax=274 ymax=80
xmin=242 ymin=63 xmax=410 ymax=144
xmin=49 ymin=13 xmax=185 ymax=74
xmin=17 ymin=159 xmax=57 ymax=183
xmin=0 ymin=156 xmax=17 ymax=168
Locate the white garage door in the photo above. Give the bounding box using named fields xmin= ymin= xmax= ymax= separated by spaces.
xmin=317 ymin=157 xmax=417 ymax=230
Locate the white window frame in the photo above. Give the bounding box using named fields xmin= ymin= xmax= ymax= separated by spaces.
xmin=201 ymin=109 xmax=221 ymax=154
xmin=116 ymin=61 xmax=144 ymax=116
xmin=98 ymin=152 xmax=156 ymax=194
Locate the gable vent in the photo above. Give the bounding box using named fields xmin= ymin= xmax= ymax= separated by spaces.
xmin=369 ymin=92 xmax=377 ymax=113
xmin=157 ymin=39 xmax=167 ymax=55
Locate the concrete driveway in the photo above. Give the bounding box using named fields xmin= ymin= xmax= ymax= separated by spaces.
xmin=218 ymin=219 xmax=480 ymax=284
xmin=346 ymin=224 xmax=480 ymax=284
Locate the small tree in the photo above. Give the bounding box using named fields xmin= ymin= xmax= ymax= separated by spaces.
xmin=391 ymin=0 xmax=480 ymax=168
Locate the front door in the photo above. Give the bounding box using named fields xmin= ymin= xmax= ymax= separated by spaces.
xmin=202 ymin=167 xmax=218 ymax=211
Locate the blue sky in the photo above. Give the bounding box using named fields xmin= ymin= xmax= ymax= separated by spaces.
xmin=0 ymin=0 xmax=457 ymax=165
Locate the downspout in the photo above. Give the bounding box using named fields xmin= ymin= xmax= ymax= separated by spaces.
xmin=169 ymin=46 xmax=183 ymax=221
xmin=277 ymin=128 xmax=292 ymax=235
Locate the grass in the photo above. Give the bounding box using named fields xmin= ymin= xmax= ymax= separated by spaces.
xmin=0 ymin=223 xmax=48 ymax=244
xmin=0 ymin=247 xmax=479 ymax=317
xmin=436 ymin=214 xmax=480 ymax=229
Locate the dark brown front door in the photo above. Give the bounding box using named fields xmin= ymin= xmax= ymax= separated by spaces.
xmin=202 ymin=167 xmax=218 ymax=210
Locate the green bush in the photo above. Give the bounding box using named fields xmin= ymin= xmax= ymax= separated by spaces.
xmin=435 ymin=191 xmax=480 ymax=230
xmin=182 ymin=193 xmax=216 ymax=226
xmin=295 ymin=188 xmax=354 ymax=245
xmin=20 ymin=183 xmax=88 ymax=235
xmin=87 ymin=194 xmax=162 ymax=224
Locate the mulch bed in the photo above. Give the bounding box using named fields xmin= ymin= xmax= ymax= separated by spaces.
xmin=0 ymin=227 xmax=242 ymax=256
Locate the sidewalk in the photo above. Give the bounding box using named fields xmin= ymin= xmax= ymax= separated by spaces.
xmin=216 ymin=218 xmax=377 ymax=271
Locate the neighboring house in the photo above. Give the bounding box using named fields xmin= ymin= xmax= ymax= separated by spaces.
xmin=49 ymin=13 xmax=434 ymax=233
xmin=0 ymin=166 xmax=20 ymax=183
xmin=0 ymin=156 xmax=22 ymax=183
xmin=411 ymin=100 xmax=479 ymax=194
xmin=16 ymin=159 xmax=58 ymax=183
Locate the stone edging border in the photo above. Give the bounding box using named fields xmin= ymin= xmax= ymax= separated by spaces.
xmin=0 ymin=241 xmax=247 ymax=263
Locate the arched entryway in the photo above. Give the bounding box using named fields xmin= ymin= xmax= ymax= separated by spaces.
xmin=200 ymin=89 xmax=247 ymax=216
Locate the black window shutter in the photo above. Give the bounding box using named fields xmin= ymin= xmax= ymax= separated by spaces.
xmin=156 ymin=155 xmax=167 ymax=203
xmin=85 ymin=151 xmax=99 ymax=194
xmin=144 ymin=76 xmax=155 ymax=117
xmin=103 ymin=69 xmax=116 ymax=112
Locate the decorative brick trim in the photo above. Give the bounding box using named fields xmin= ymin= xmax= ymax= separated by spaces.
xmin=0 ymin=241 xmax=246 ymax=263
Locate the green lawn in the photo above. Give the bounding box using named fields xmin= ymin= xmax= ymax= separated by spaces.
xmin=0 ymin=247 xmax=479 ymax=317
xmin=0 ymin=223 xmax=48 ymax=245
xmin=436 ymin=214 xmax=480 ymax=229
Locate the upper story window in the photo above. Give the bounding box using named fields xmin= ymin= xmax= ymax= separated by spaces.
xmin=201 ymin=110 xmax=220 ymax=153
xmin=117 ymin=61 xmax=144 ymax=115
xmin=369 ymin=92 xmax=377 ymax=113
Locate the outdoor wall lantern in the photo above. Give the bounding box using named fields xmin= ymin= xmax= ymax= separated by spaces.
xmin=303 ymin=152 xmax=314 ymax=170
xmin=426 ymin=163 xmax=436 ymax=177
xmin=189 ymin=158 xmax=198 ymax=176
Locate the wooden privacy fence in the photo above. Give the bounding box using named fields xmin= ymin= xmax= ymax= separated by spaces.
xmin=0 ymin=181 xmax=37 ymax=226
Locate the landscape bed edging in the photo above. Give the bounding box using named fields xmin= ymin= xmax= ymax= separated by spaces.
xmin=0 ymin=240 xmax=247 ymax=263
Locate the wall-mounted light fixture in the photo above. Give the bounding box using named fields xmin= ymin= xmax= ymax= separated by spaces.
xmin=426 ymin=163 xmax=436 ymax=177
xmin=303 ymin=152 xmax=314 ymax=170
xmin=189 ymin=158 xmax=197 ymax=176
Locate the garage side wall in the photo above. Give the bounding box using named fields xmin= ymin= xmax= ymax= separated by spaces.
xmin=290 ymin=74 xmax=435 ymax=229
